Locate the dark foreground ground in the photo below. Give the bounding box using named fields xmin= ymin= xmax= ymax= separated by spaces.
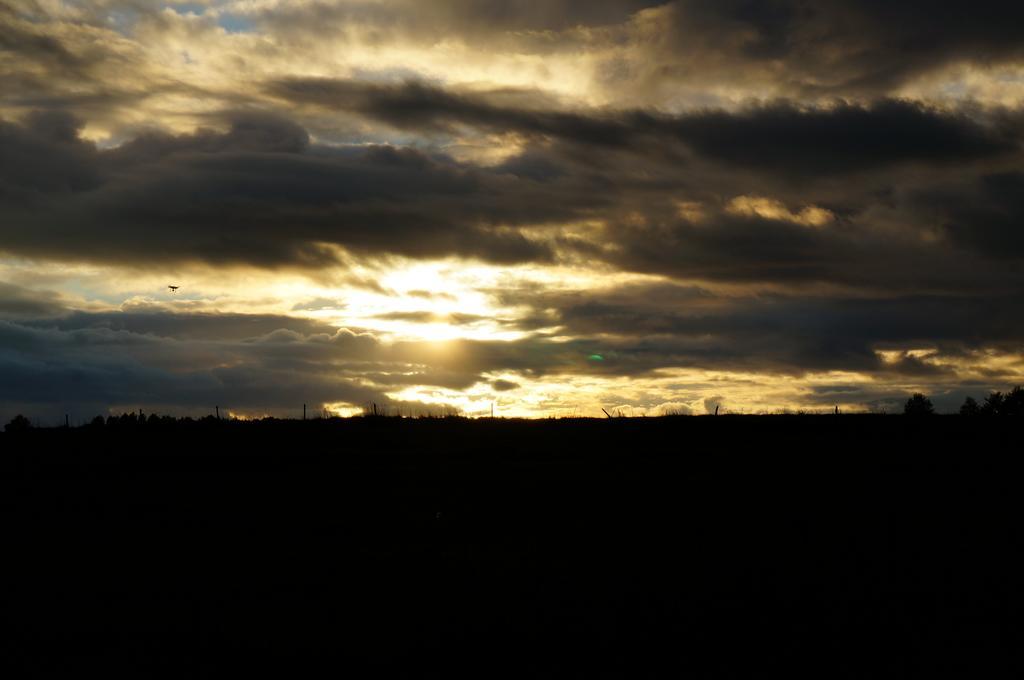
xmin=1 ymin=415 xmax=1022 ymax=677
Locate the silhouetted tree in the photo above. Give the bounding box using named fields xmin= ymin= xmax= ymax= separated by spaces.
xmin=960 ymin=396 xmax=980 ymax=416
xmin=904 ymin=393 xmax=934 ymax=415
xmin=1004 ymin=386 xmax=1024 ymax=416
xmin=89 ymin=415 xmax=106 ymax=428
xmin=5 ymin=414 xmax=31 ymax=433
xmin=982 ymin=391 xmax=1004 ymax=415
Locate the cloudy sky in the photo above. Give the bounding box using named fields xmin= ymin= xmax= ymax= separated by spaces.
xmin=2 ymin=0 xmax=1023 ymax=421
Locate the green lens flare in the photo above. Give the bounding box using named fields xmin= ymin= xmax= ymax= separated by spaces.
xmin=588 ymin=354 xmax=604 ymax=361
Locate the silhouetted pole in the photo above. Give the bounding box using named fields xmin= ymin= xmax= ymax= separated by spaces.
xmin=714 ymin=405 xmax=719 ymax=416
xmin=835 ymin=405 xmax=839 ymax=415
xmin=491 ymin=402 xmax=494 ymax=418
xmin=215 ymin=405 xmax=220 ymax=420
xmin=373 ymin=402 xmax=378 ymax=417
xmin=65 ymin=414 xmax=69 ymax=428
xmin=303 ymin=403 xmax=306 ymax=421
xmin=602 ymin=408 xmax=613 ymax=418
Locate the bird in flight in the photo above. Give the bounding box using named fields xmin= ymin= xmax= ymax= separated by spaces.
xmin=168 ymin=285 xmax=179 ymax=292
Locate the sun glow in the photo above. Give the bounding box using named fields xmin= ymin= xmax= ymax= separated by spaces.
xmin=0 ymin=251 xmax=664 ymax=343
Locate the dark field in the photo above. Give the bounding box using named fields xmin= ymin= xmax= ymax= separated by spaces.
xmin=2 ymin=416 xmax=1022 ymax=677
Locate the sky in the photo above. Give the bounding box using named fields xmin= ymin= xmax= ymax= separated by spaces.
xmin=2 ymin=0 xmax=1024 ymax=422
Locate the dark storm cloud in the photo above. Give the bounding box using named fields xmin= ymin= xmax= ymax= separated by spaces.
xmin=0 ymin=282 xmax=66 ymax=317
xmin=0 ymin=110 xmax=101 ymax=198
xmin=272 ymin=79 xmax=1020 ymax=175
xmin=594 ymin=205 xmax=1024 ymax=292
xmin=925 ymin=172 xmax=1024 ymax=259
xmin=34 ymin=309 xmax=339 ymax=341
xmin=0 ymin=321 xmax=383 ymax=422
xmin=649 ymin=1 xmax=1024 ymax=94
xmin=558 ymin=289 xmax=1024 ymax=349
xmin=0 ymin=310 xmax=420 ymax=422
xmin=269 ymin=78 xmax=644 ymax=147
xmin=479 ymin=281 xmax=1024 ymax=385
xmin=665 ymin=100 xmax=1020 ymax=176
xmin=109 ymin=111 xmax=313 ymax=159
xmin=3 ymin=99 xmax=1024 ymax=295
xmin=0 ymin=111 xmax=570 ymax=268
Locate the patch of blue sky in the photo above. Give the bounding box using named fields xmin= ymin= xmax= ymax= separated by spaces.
xmin=102 ymin=8 xmax=142 ymax=37
xmin=162 ymin=2 xmax=255 ymax=33
xmin=216 ymin=13 xmax=255 ymax=33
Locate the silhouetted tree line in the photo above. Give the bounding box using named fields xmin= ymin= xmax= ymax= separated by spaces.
xmin=4 ymin=414 xmax=31 ymax=433
xmin=902 ymin=386 xmax=1024 ymax=415
xmin=4 ymin=387 xmax=1023 ymax=432
xmin=959 ymin=386 xmax=1024 ymax=416
xmin=3 ymin=411 xmax=233 ymax=433
xmin=92 ymin=412 xmax=205 ymax=429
